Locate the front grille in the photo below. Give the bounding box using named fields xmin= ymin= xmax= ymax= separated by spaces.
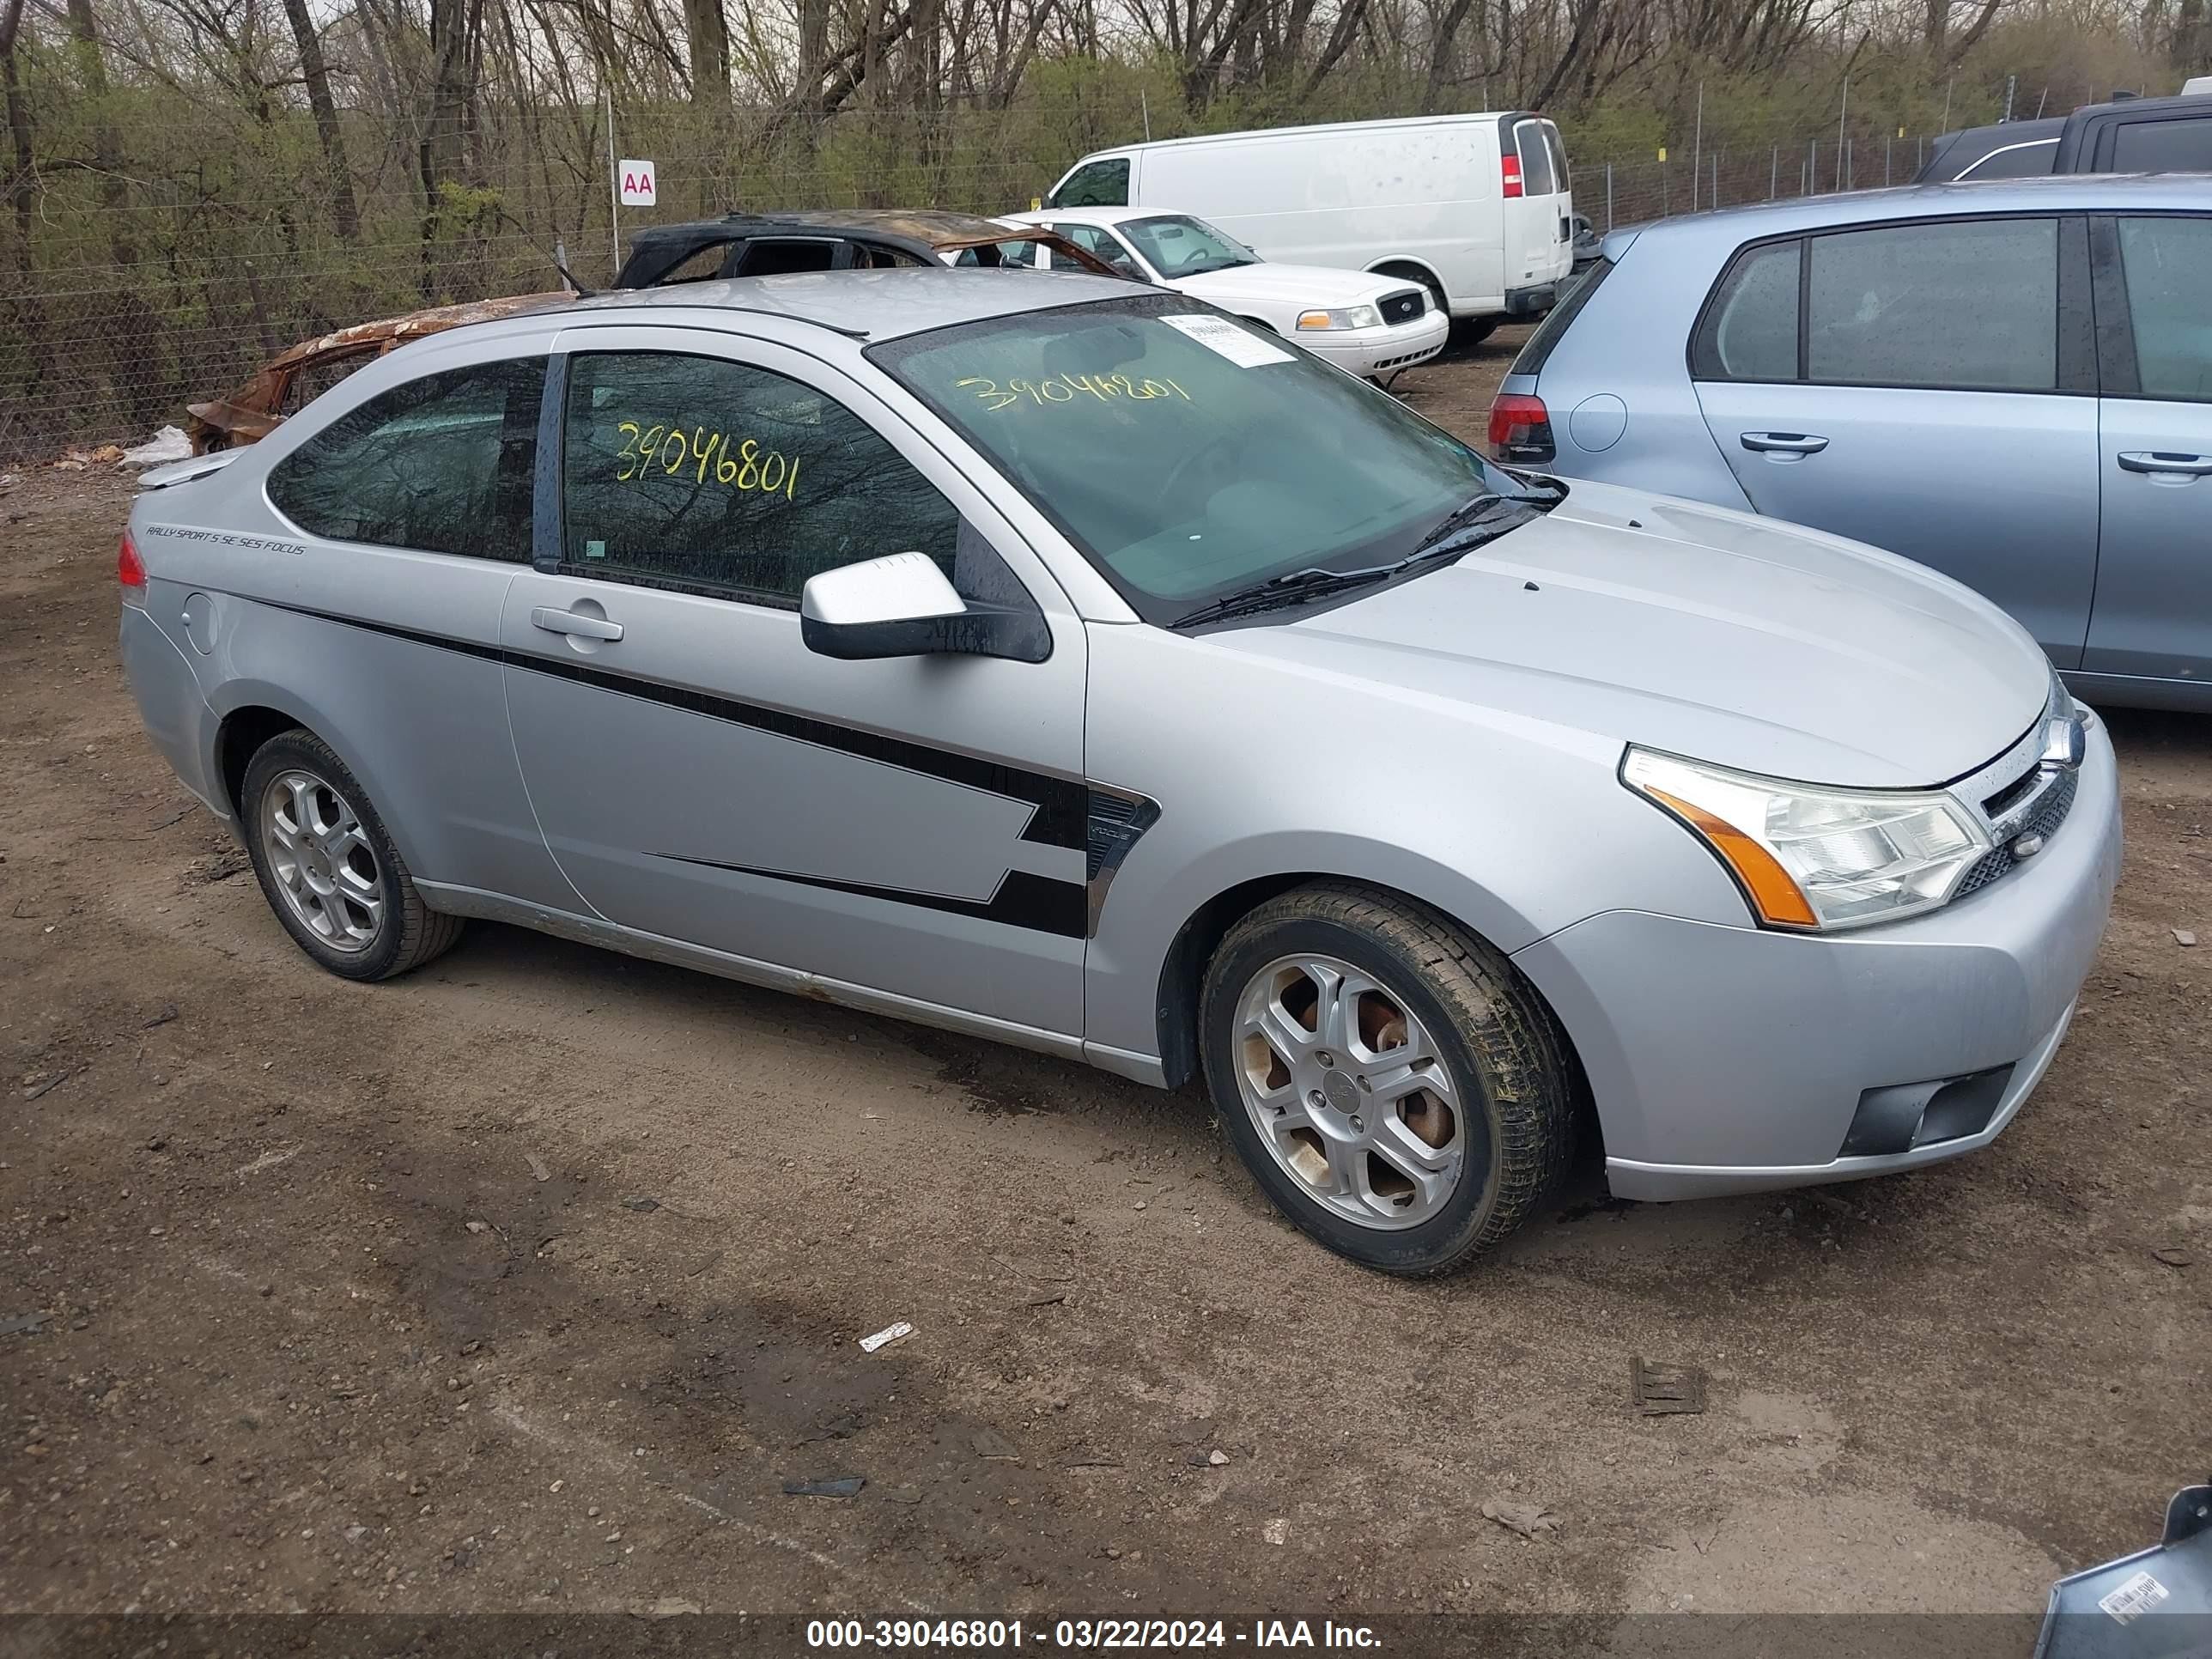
xmin=1954 ymin=766 xmax=2079 ymax=899
xmin=1378 ymin=289 xmax=1425 ymax=326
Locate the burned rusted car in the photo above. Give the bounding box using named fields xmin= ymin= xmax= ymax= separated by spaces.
xmin=611 ymin=209 xmax=1128 ymax=286
xmin=185 ymin=212 xmax=1123 ymax=454
xmin=185 ymin=292 xmax=565 ymax=454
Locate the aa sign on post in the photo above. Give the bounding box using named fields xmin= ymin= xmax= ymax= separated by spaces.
xmin=618 ymin=161 xmax=658 ymax=207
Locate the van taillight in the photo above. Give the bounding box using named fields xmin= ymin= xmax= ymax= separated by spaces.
xmin=118 ymin=532 xmax=148 ymax=599
xmin=1487 ymin=393 xmax=1553 ymax=463
xmin=1501 ymin=152 xmax=1525 ymax=199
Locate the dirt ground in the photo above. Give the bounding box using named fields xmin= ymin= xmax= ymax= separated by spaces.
xmin=3 ymin=326 xmax=2209 ymax=1648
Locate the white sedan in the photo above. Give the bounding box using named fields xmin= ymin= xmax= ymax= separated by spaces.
xmin=1001 ymin=207 xmax=1449 ymax=380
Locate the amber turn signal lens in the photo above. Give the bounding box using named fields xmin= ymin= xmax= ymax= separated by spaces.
xmin=1641 ymin=786 xmax=1820 ymax=929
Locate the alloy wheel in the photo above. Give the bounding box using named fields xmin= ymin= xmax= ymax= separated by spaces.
xmin=1231 ymin=953 xmax=1465 ymax=1230
xmin=259 ymin=769 xmax=385 ymax=954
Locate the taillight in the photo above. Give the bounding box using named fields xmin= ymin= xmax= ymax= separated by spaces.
xmin=118 ymin=532 xmax=148 ymax=601
xmin=1501 ymin=152 xmax=1524 ymax=199
xmin=1487 ymin=392 xmax=1554 ymax=463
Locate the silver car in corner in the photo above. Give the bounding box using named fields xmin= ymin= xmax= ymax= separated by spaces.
xmin=1492 ymin=174 xmax=2212 ymax=711
xmin=118 ymin=270 xmax=2120 ymax=1276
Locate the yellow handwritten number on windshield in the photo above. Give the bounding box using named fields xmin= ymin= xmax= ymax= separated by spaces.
xmin=954 ymin=374 xmax=1191 ymax=412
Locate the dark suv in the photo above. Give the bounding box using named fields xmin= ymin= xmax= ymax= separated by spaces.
xmin=1916 ymin=91 xmax=2212 ymax=182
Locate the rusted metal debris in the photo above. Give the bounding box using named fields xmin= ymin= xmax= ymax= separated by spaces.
xmin=186 ymin=291 xmax=566 ymax=453
xmin=1630 ymin=1355 xmax=1707 ymax=1415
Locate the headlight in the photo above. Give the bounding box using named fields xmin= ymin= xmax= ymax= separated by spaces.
xmin=1296 ymin=304 xmax=1382 ymax=331
xmin=1623 ymin=748 xmax=1992 ymax=932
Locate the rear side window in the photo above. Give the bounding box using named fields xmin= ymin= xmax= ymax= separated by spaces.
xmin=1510 ymin=255 xmax=1613 ymax=377
xmin=1514 ymin=121 xmax=1558 ymax=195
xmin=268 ymin=357 xmax=544 ymax=561
xmin=1957 ymin=137 xmax=2057 ymax=179
xmin=1807 ymin=218 xmax=2057 ymax=391
xmin=1692 ymin=240 xmax=1801 ymax=381
xmin=559 ymin=351 xmax=958 ymax=604
xmin=2110 ymin=117 xmax=2212 ymax=172
xmin=2116 ymin=216 xmax=2212 ymax=402
xmin=1049 ymin=159 xmax=1130 ymax=209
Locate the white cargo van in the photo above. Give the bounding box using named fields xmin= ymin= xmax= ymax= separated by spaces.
xmin=1044 ymin=112 xmax=1575 ymax=337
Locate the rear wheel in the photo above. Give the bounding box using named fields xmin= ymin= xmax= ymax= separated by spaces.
xmin=1200 ymin=883 xmax=1576 ymax=1275
xmin=240 ymin=730 xmax=463 ymax=981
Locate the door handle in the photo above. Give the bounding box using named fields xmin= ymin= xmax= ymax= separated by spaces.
xmin=530 ymin=606 xmax=623 ymax=641
xmin=1741 ymin=432 xmax=1830 ymax=454
xmin=2117 ymin=451 xmax=2212 ymax=476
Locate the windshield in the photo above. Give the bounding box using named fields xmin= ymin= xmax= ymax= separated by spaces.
xmin=871 ymin=292 xmax=1546 ymax=625
xmin=1121 ymin=215 xmax=1256 ymax=276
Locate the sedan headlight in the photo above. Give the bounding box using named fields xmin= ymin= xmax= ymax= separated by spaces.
xmin=1296 ymin=304 xmax=1382 ymax=331
xmin=1623 ymin=747 xmax=1992 ymax=932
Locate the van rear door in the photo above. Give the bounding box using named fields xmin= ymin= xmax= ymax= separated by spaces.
xmin=1503 ymin=116 xmax=1573 ymax=304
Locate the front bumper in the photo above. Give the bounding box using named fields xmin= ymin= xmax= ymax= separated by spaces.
xmin=1301 ymin=310 xmax=1449 ymax=378
xmin=1512 ymin=714 xmax=2122 ymax=1201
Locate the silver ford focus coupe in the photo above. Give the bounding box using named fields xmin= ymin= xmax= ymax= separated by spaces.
xmin=118 ymin=270 xmax=2120 ymax=1275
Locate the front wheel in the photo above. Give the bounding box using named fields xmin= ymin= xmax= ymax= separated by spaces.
xmin=1200 ymin=883 xmax=1577 ymax=1274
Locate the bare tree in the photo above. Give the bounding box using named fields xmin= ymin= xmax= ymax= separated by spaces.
xmin=281 ymin=0 xmax=362 ymax=238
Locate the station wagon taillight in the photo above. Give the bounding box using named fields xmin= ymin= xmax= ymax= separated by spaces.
xmin=1501 ymin=152 xmax=1525 ymax=199
xmin=1487 ymin=393 xmax=1554 ymax=464
xmin=118 ymin=532 xmax=147 ymax=600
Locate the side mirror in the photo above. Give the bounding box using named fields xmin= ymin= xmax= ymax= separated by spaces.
xmin=799 ymin=551 xmax=1048 ymax=664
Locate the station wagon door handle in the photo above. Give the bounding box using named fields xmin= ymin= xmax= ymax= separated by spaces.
xmin=1740 ymin=432 xmax=1829 ymax=455
xmin=2117 ymin=451 xmax=2212 ymax=477
xmin=530 ymin=606 xmax=624 ymax=641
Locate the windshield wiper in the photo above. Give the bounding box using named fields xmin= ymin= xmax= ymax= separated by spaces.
xmin=1168 ymin=562 xmax=1398 ymax=629
xmin=1169 ymin=492 xmax=1548 ymax=629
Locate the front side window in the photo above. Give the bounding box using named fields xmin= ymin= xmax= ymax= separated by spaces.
xmin=1692 ymin=240 xmax=1802 ymax=382
xmin=2111 ymin=117 xmax=2212 ymax=172
xmin=1514 ymin=121 xmax=1558 ymax=196
xmin=561 ymin=351 xmax=958 ymax=603
xmin=1049 ymin=159 xmax=1131 ymax=209
xmin=2117 ymin=216 xmax=2212 ymax=402
xmin=1807 ymin=218 xmax=2057 ymax=391
xmin=872 ymin=293 xmax=1545 ymax=624
xmin=268 ymin=356 xmax=544 ymax=561
xmin=1119 ymin=216 xmax=1256 ymax=277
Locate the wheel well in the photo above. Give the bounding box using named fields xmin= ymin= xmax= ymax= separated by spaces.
xmin=215 ymin=706 xmax=304 ymax=817
xmin=1153 ymin=874 xmax=1594 ymax=1134
xmin=1367 ymin=258 xmax=1446 ymax=302
xmin=1155 ymin=874 xmax=1314 ymax=1089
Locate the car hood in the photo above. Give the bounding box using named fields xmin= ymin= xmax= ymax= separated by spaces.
xmin=1206 ymin=480 xmax=2051 ymax=787
xmin=1174 ymin=263 xmax=1407 ymax=309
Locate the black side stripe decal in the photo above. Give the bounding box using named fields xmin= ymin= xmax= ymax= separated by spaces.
xmin=653 ymin=854 xmax=1088 ymax=940
xmin=252 ymin=596 xmax=1087 ymax=849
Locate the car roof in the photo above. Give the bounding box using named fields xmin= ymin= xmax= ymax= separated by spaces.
xmin=555 ymin=266 xmax=1140 ymax=341
xmin=1618 ymin=173 xmax=2212 ymax=249
xmin=1076 ymin=109 xmax=1527 ymax=158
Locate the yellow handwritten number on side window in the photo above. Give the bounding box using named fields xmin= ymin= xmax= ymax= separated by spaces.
xmin=611 ymin=419 xmax=800 ymax=500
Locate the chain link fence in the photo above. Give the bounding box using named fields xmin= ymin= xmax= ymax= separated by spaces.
xmin=0 ymin=105 xmax=1942 ymax=462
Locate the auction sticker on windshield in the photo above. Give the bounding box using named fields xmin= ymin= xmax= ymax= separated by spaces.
xmin=1160 ymin=313 xmax=1293 ymax=368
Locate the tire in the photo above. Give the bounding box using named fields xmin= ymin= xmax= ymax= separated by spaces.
xmin=1199 ymin=882 xmax=1576 ymax=1275
xmin=1452 ymin=314 xmax=1502 ymax=347
xmin=239 ymin=729 xmax=464 ymax=981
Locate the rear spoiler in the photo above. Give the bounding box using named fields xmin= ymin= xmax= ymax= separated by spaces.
xmin=138 ymin=451 xmax=244 ymax=490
